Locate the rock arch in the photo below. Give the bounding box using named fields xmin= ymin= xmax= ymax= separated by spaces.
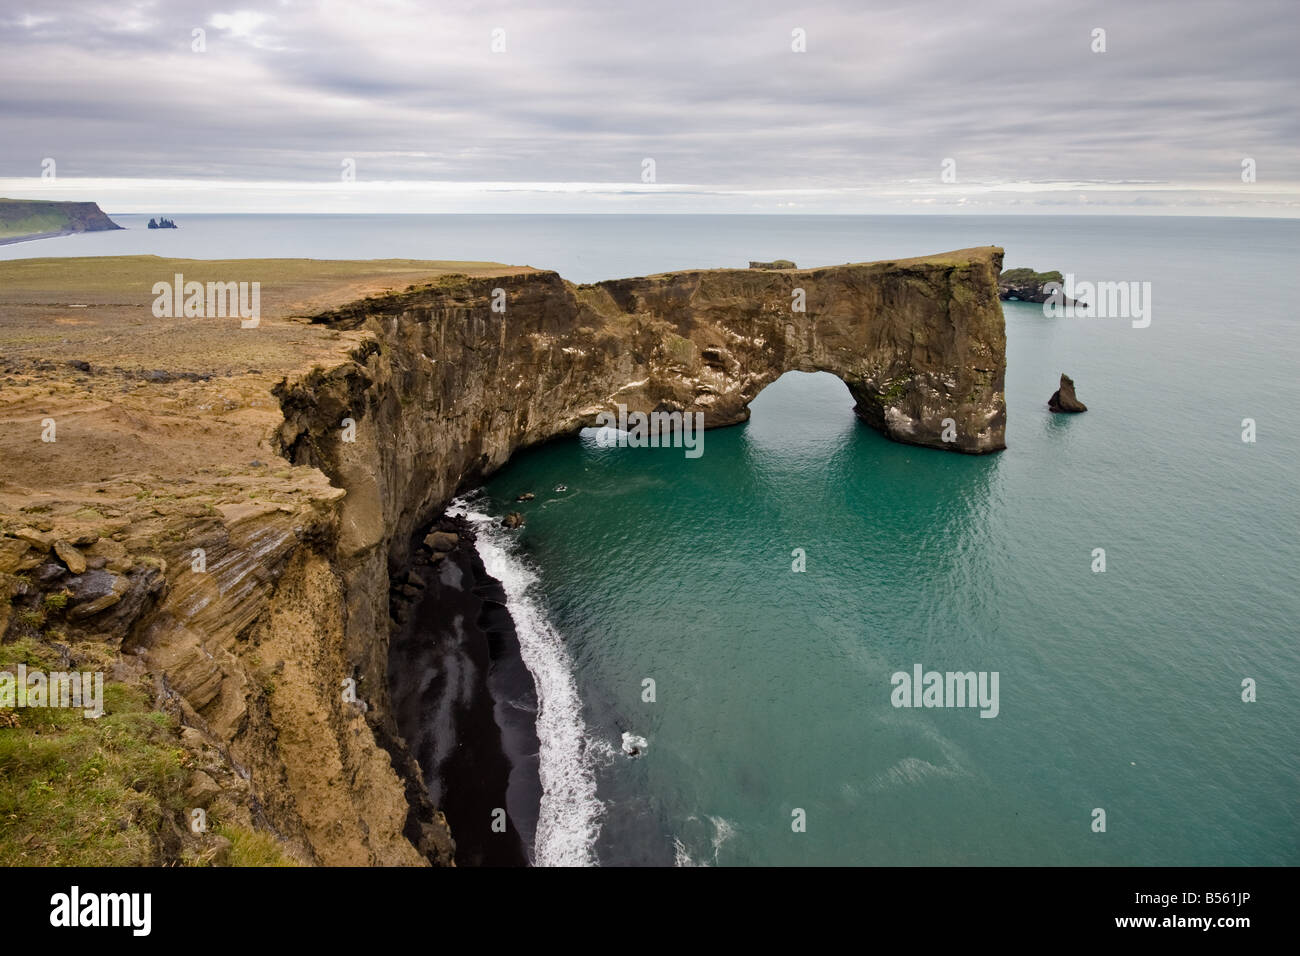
xmin=279 ymin=245 xmax=1006 ymax=564
xmin=568 ymin=247 xmax=1007 ymax=455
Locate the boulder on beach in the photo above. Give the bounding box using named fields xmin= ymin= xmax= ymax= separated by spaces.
xmin=423 ymin=530 xmax=458 ymax=552
xmin=1048 ymin=373 xmax=1087 ymax=413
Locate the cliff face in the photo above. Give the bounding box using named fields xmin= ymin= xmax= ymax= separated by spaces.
xmin=1 ymin=248 xmax=1005 ymax=867
xmin=271 ymin=247 xmax=1005 ymax=860
xmin=0 ymin=198 xmax=122 ymax=241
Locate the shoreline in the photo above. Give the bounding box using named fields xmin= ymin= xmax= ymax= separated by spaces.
xmin=0 ymin=224 xmax=125 ymax=246
xmin=387 ymin=513 xmax=542 ymax=866
xmin=0 ymin=229 xmax=76 ymax=246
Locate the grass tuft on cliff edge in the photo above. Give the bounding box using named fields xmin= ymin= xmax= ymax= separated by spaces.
xmin=0 ymin=637 xmax=187 ymax=866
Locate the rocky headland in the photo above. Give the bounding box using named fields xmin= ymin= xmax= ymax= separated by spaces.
xmin=0 ymin=198 xmax=122 ymax=245
xmin=0 ymin=247 xmax=1006 ymax=866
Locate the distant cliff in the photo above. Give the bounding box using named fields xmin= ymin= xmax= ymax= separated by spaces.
xmin=0 ymin=198 xmax=122 ymax=244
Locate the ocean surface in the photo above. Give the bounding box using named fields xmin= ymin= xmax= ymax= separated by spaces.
xmin=11 ymin=214 xmax=1299 ymax=865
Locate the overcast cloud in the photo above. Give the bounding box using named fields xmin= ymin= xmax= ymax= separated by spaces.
xmin=1 ymin=0 xmax=1296 ymax=213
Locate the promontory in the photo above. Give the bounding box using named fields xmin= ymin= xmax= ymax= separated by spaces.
xmin=0 ymin=247 xmax=1005 ymax=866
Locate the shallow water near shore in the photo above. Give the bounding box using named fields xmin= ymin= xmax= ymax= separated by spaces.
xmin=15 ymin=213 xmax=1298 ymax=865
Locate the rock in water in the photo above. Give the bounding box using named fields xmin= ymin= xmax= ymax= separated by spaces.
xmin=502 ymin=512 xmax=525 ymax=529
xmin=1048 ymin=373 xmax=1087 ymax=413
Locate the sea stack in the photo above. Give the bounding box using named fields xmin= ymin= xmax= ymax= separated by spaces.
xmin=1048 ymin=373 xmax=1087 ymax=413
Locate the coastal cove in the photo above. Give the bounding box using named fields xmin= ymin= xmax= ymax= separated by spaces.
xmin=1 ymin=215 xmax=1296 ymax=868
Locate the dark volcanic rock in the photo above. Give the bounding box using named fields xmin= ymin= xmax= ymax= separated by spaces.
xmin=999 ymin=267 xmax=1081 ymax=306
xmin=1048 ymin=373 xmax=1087 ymax=413
xmin=388 ymin=515 xmax=540 ymax=866
xmin=35 ymin=561 xmax=68 ymax=586
xmin=66 ymin=569 xmax=129 ymax=618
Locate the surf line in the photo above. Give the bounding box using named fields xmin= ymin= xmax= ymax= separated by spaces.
xmin=450 ymin=496 xmax=604 ymax=865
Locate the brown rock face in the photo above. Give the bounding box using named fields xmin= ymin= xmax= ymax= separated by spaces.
xmin=1048 ymin=373 xmax=1088 ymax=413
xmin=53 ymin=540 xmax=86 ymax=574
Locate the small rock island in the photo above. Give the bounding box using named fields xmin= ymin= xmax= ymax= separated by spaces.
xmin=999 ymin=267 xmax=1065 ymax=303
xmin=1048 ymin=373 xmax=1087 ymax=413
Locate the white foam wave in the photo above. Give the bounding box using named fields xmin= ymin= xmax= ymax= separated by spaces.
xmin=673 ymin=837 xmax=701 ymax=867
xmin=449 ymin=495 xmax=603 ymax=866
xmin=673 ymin=815 xmax=736 ymax=866
xmin=707 ymin=815 xmax=736 ymax=860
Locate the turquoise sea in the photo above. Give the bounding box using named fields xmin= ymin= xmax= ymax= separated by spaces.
xmin=13 ymin=214 xmax=1299 ymax=865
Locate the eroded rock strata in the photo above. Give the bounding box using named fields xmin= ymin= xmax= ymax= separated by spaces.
xmin=1 ymin=247 xmax=1006 ymax=866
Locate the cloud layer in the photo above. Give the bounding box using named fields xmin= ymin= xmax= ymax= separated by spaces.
xmin=2 ymin=0 xmax=1296 ymax=213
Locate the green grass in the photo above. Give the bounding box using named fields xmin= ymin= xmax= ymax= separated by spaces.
xmin=1000 ymin=267 xmax=1063 ymax=285
xmin=0 ymin=198 xmax=114 ymax=240
xmin=0 ymin=638 xmax=187 ymax=866
xmin=0 ymin=209 xmax=68 ymax=240
xmin=215 ymin=824 xmax=301 ymax=867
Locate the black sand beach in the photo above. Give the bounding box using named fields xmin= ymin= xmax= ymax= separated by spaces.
xmin=387 ymin=514 xmax=542 ymax=866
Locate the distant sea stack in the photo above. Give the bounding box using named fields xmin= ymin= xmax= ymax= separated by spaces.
xmin=0 ymin=197 xmax=122 ymax=244
xmin=147 ymin=216 xmax=178 ymax=229
xmin=999 ymin=267 xmax=1073 ymax=304
xmin=1048 ymin=373 xmax=1087 ymax=413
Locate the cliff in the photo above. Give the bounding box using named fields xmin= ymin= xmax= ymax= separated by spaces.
xmin=0 ymin=198 xmax=122 ymax=244
xmin=0 ymin=247 xmax=1005 ymax=866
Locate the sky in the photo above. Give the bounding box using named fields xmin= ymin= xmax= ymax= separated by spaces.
xmin=1 ymin=0 xmax=1297 ymax=215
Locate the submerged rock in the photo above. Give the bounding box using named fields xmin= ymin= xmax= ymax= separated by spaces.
xmin=515 ymin=492 xmax=535 ymax=501
xmin=1048 ymin=373 xmax=1087 ymax=413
